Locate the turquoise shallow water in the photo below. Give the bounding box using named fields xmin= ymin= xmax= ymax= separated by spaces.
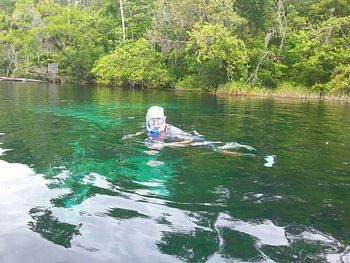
xmin=0 ymin=82 xmax=349 ymax=262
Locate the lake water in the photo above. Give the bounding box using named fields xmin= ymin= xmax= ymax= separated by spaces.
xmin=0 ymin=82 xmax=349 ymax=262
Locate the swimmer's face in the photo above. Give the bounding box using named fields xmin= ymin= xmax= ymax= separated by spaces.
xmin=148 ymin=117 xmax=165 ymax=133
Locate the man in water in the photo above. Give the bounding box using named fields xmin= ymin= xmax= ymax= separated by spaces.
xmin=122 ymin=106 xmax=245 ymax=156
xmin=123 ymin=106 xmax=195 ymax=148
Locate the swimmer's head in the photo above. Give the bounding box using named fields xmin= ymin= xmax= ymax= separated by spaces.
xmin=146 ymin=106 xmax=166 ymax=133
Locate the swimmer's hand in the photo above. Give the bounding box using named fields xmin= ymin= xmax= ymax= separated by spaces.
xmin=221 ymin=150 xmax=242 ymax=157
xmin=122 ymin=131 xmax=145 ymax=140
xmin=122 ymin=134 xmax=133 ymax=140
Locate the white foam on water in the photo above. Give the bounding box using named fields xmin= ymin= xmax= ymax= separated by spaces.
xmin=52 ymin=166 xmax=66 ymax=169
xmin=0 ymin=148 xmax=12 ymax=156
xmin=264 ymin=155 xmax=276 ymax=167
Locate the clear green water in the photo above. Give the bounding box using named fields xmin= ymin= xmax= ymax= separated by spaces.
xmin=0 ymin=82 xmax=349 ymax=262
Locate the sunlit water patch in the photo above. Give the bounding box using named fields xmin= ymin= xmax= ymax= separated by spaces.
xmin=0 ymin=82 xmax=349 ymax=262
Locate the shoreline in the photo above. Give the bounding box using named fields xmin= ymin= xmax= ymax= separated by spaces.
xmin=1 ymin=77 xmax=348 ymax=102
xmin=174 ymin=87 xmax=349 ymax=102
xmin=215 ymin=90 xmax=350 ymax=102
xmin=0 ymin=77 xmax=49 ymax=83
xmin=215 ymin=82 xmax=350 ymax=102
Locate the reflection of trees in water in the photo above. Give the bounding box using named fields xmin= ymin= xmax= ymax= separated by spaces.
xmin=156 ymin=217 xmax=340 ymax=262
xmin=219 ymin=228 xmax=262 ymax=261
xmin=28 ymin=207 xmax=82 ymax=248
xmin=106 ymin=208 xmax=150 ymax=220
xmin=155 ymin=206 xmax=264 ymax=262
xmin=157 ymin=228 xmax=218 ymax=262
xmin=156 ymin=227 xmax=263 ymax=262
xmin=50 ymin=182 xmax=119 ymax=208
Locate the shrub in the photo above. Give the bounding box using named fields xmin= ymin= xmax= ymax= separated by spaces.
xmin=92 ymin=38 xmax=173 ymax=88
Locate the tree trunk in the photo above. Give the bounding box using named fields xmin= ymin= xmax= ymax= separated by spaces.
xmin=276 ymin=0 xmax=287 ymax=60
xmin=246 ymin=51 xmax=272 ymax=85
xmin=119 ymin=0 xmax=126 ymax=47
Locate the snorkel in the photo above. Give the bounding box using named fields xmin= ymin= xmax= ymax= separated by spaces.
xmin=146 ymin=106 xmax=166 ymax=134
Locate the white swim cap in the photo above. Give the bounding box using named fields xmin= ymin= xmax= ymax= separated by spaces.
xmin=146 ymin=106 xmax=166 ymax=132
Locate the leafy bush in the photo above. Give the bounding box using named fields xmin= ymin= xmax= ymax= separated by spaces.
xmin=92 ymin=38 xmax=173 ymax=88
xmin=328 ymin=65 xmax=350 ymax=94
xmin=185 ymin=23 xmax=249 ymax=90
xmin=176 ymin=75 xmax=204 ymax=90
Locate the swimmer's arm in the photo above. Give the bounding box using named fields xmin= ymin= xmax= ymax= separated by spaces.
xmin=122 ymin=130 xmax=145 ymax=140
xmin=176 ymin=140 xmax=193 ymax=145
xmin=167 ymin=140 xmax=193 ymax=147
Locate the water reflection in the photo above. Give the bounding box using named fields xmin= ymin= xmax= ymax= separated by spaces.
xmin=28 ymin=207 xmax=82 ymax=248
xmin=157 ymin=228 xmax=219 ymax=262
xmin=0 ymin=83 xmax=349 ymax=262
xmin=1 ymin=148 xmax=349 ymax=262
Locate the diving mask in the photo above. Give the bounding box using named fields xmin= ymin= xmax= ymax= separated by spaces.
xmin=146 ymin=106 xmax=166 ymax=133
xmin=148 ymin=117 xmax=165 ymax=126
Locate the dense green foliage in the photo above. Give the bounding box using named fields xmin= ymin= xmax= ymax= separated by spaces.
xmin=184 ymin=23 xmax=248 ymax=89
xmin=92 ymin=38 xmax=172 ymax=87
xmin=0 ymin=0 xmax=349 ymax=95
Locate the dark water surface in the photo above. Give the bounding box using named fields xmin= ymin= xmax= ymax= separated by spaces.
xmin=0 ymin=82 xmax=349 ymax=262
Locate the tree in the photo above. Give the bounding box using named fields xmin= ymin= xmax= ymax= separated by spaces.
xmin=184 ymin=23 xmax=248 ymax=89
xmin=148 ymin=0 xmax=245 ymax=55
xmin=92 ymin=38 xmax=172 ymax=88
xmin=284 ymin=16 xmax=350 ymax=87
xmin=124 ymin=0 xmax=155 ymax=41
xmin=119 ymin=0 xmax=126 ymax=46
xmin=236 ymin=0 xmax=274 ymax=32
xmin=326 ymin=64 xmax=350 ymax=94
